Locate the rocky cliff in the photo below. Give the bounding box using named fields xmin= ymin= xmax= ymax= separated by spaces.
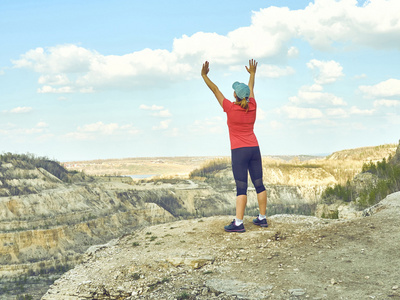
xmin=1 ymin=144 xmax=397 ymax=299
xmin=0 ymin=157 xmax=179 ymax=299
xmin=0 ymin=175 xmax=177 ymax=271
xmin=42 ymin=191 xmax=400 ymax=299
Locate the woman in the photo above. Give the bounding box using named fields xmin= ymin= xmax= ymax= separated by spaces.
xmin=201 ymin=59 xmax=268 ymax=232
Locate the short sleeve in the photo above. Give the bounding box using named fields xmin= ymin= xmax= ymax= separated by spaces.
xmin=223 ymin=99 xmax=232 ymax=112
xmin=249 ymin=97 xmax=256 ymax=109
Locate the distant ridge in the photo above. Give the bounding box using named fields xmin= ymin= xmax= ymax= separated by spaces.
xmin=264 ymin=154 xmax=326 ymax=162
xmin=326 ymin=143 xmax=397 ymax=161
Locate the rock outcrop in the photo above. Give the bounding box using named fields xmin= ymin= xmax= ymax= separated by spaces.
xmin=43 ymin=192 xmax=400 ymax=299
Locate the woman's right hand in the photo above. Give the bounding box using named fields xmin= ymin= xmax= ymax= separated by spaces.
xmin=201 ymin=61 xmax=210 ymax=76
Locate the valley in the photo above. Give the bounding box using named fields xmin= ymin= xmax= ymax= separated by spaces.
xmin=0 ymin=143 xmax=398 ymax=299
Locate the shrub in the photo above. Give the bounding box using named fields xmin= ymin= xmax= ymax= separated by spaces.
xmin=322 ymin=180 xmax=355 ymax=203
xmin=189 ymin=158 xmax=230 ymax=178
xmin=177 ymin=292 xmax=190 ymax=300
xmin=321 ymin=210 xmax=339 ymax=219
xmin=131 ymin=273 xmax=140 ymax=280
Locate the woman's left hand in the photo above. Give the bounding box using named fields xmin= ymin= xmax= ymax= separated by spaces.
xmin=201 ymin=61 xmax=210 ymax=76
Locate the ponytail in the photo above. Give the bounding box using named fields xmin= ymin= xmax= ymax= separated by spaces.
xmin=235 ymin=97 xmax=249 ymax=112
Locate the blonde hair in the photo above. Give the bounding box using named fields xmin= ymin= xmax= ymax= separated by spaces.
xmin=235 ymin=97 xmax=249 ymax=112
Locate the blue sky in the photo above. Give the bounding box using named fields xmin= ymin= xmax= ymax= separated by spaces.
xmin=1 ymin=0 xmax=399 ymax=161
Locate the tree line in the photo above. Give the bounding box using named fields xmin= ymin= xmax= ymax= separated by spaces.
xmin=321 ymin=154 xmax=400 ymax=208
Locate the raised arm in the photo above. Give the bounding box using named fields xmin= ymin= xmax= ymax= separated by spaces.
xmin=245 ymin=59 xmax=258 ymax=99
xmin=201 ymin=61 xmax=225 ymax=108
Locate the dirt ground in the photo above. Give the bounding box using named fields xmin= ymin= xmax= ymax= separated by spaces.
xmin=43 ymin=192 xmax=400 ymax=300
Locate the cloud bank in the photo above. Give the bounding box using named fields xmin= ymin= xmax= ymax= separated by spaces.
xmin=11 ymin=0 xmax=400 ymax=94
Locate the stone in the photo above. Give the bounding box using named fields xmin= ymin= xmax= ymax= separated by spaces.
xmin=201 ymin=287 xmax=209 ymax=295
xmin=338 ymin=204 xmax=363 ymax=219
xmin=289 ymin=288 xmax=306 ymax=296
xmin=166 ymin=256 xmax=215 ymax=269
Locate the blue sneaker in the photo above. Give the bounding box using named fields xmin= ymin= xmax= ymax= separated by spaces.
xmin=224 ymin=220 xmax=245 ymax=232
xmin=253 ymin=217 xmax=268 ymax=227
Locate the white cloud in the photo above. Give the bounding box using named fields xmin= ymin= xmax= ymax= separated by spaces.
xmin=257 ymin=65 xmax=295 ymax=78
xmin=12 ymin=45 xmax=94 ymax=73
xmin=36 ymin=122 xmax=48 ymax=128
xmin=308 ymin=119 xmax=338 ymax=127
xmin=173 ymin=32 xmax=236 ymax=64
xmin=190 ymin=116 xmax=224 ymax=134
xmin=287 ymin=46 xmax=299 ymax=58
xmin=359 ymin=79 xmax=400 ymax=98
xmin=38 ymin=74 xmax=70 ymax=85
xmin=120 ymin=124 xmax=141 ymax=135
xmin=349 ymin=106 xmax=375 ymax=115
xmin=354 ymin=73 xmax=367 ymax=79
xmin=140 ymin=105 xmax=172 ymax=117
xmin=0 ymin=121 xmax=48 ymax=136
xmin=13 ymin=45 xmax=192 ymax=93
xmin=326 ymin=108 xmax=348 ymax=118
xmin=288 ymin=0 xmax=400 ymax=50
xmin=79 ymin=122 xmax=119 ymax=135
xmin=24 ymin=128 xmax=45 ymax=134
xmin=78 ymin=48 xmax=192 ymax=88
xmin=279 ymin=105 xmax=324 ymax=119
xmin=152 ymin=120 xmax=171 ymax=130
xmin=79 ymin=87 xmax=94 ymax=93
xmin=38 ymin=85 xmax=72 ymax=93
xmin=64 ymin=132 xmax=91 ymax=141
xmin=307 ymin=59 xmax=344 ymax=84
xmin=289 ymin=85 xmax=346 ymax=107
xmin=11 ymin=0 xmax=400 ymax=93
xmin=373 ymin=99 xmax=400 ymax=107
xmin=5 ymin=107 xmax=33 ymax=114
xmin=65 ymin=122 xmax=140 ymax=140
xmin=140 ymin=104 xmax=164 ymax=111
xmin=152 ymin=110 xmax=172 ymax=117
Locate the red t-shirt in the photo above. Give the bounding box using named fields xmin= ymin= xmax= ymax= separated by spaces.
xmin=223 ymin=98 xmax=259 ymax=149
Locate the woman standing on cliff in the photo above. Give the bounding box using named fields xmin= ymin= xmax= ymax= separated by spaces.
xmin=201 ymin=59 xmax=268 ymax=232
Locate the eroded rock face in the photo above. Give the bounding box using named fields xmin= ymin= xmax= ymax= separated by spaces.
xmin=0 ymin=174 xmax=177 ymax=279
xmin=0 ymin=159 xmax=340 ymax=278
xmin=0 ymin=158 xmax=346 ymax=299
